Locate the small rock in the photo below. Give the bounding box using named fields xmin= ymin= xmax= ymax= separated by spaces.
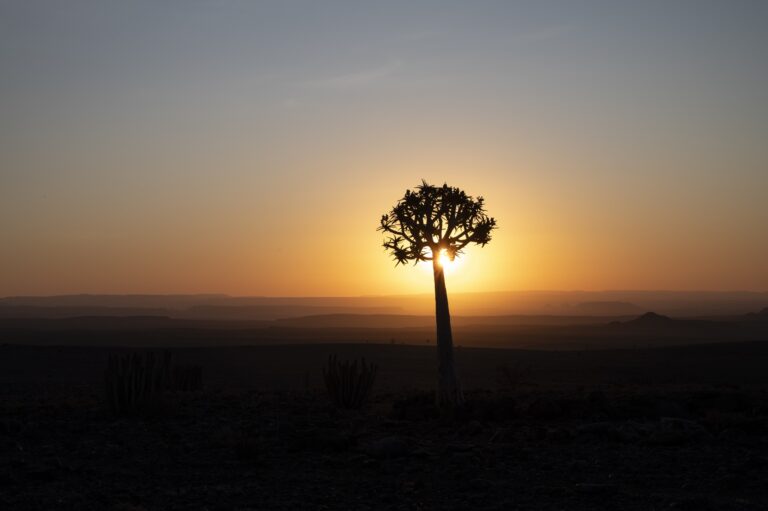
xmin=315 ymin=429 xmax=355 ymax=452
xmin=578 ymin=421 xmax=647 ymax=443
xmin=546 ymin=427 xmax=575 ymax=443
xmin=0 ymin=419 xmax=23 ymax=436
xmin=459 ymin=420 xmax=485 ymax=436
xmin=0 ymin=469 xmax=16 ymax=485
xmin=527 ymin=398 xmax=564 ymax=419
xmin=718 ymin=428 xmax=747 ymax=443
xmin=234 ymin=436 xmax=261 ymax=460
xmin=652 ymin=417 xmax=711 ymax=445
xmin=24 ymin=464 xmax=58 ymax=483
xmin=670 ymin=495 xmax=711 ymax=510
xmin=448 ymin=442 xmax=476 ymax=453
xmin=363 ymin=436 xmax=411 ymax=459
xmin=574 ymin=483 xmax=619 ymax=495
xmin=210 ymin=426 xmax=237 ymax=448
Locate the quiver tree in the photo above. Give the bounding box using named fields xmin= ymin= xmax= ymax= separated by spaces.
xmin=379 ymin=181 xmax=496 ymax=407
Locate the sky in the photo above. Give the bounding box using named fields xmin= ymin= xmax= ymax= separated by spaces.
xmin=1 ymin=0 xmax=767 ymax=296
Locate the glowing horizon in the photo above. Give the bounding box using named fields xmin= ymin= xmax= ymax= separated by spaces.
xmin=1 ymin=2 xmax=767 ymax=296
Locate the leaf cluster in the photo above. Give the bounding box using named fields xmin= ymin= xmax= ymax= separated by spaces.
xmin=378 ymin=181 xmax=497 ymax=265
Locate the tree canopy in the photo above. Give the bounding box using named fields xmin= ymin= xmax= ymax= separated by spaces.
xmin=379 ymin=181 xmax=497 ymax=265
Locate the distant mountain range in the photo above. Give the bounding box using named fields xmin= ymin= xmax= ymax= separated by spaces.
xmin=1 ymin=291 xmax=766 ymax=319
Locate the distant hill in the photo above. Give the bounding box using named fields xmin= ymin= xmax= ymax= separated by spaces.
xmin=627 ymin=311 xmax=675 ymax=326
xmin=745 ymin=307 xmax=768 ymax=320
xmin=611 ymin=312 xmax=733 ymax=335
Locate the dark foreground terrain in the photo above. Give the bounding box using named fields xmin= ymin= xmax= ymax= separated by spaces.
xmin=2 ymin=342 xmax=768 ymax=510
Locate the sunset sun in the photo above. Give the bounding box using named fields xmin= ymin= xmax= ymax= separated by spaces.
xmin=437 ymin=249 xmax=460 ymax=272
xmin=416 ymin=248 xmax=464 ymax=276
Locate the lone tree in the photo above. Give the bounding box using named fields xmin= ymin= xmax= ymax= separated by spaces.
xmin=379 ymin=181 xmax=497 ymax=406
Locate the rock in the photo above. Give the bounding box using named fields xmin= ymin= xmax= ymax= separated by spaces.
xmin=651 ymin=417 xmax=711 ymax=445
xmin=546 ymin=427 xmax=575 ymax=443
xmin=234 ymin=435 xmax=261 ymax=460
xmin=448 ymin=442 xmax=477 ymax=453
xmin=0 ymin=419 xmax=23 ymax=436
xmin=578 ymin=421 xmax=649 ymax=443
xmin=450 ymin=451 xmax=476 ymax=466
xmin=654 ymin=399 xmax=688 ymax=418
xmin=363 ymin=436 xmax=411 ymax=459
xmin=567 ymin=459 xmax=590 ymax=471
xmin=314 ymin=429 xmax=355 ymax=452
xmin=0 ymin=469 xmax=16 ymax=486
xmin=112 ymin=504 xmax=148 ymax=511
xmin=670 ymin=495 xmax=711 ymax=510
xmin=533 ymin=485 xmax=572 ymax=497
xmin=516 ymin=424 xmax=547 ymax=442
xmin=390 ymin=394 xmax=438 ymax=421
xmin=210 ymin=425 xmax=238 ymax=448
xmin=574 ymin=483 xmax=619 ymax=495
xmin=459 ymin=420 xmax=485 ymax=436
xmin=716 ymin=474 xmax=743 ymax=490
xmin=527 ymin=398 xmax=564 ymax=419
xmin=24 ymin=464 xmax=58 ymax=483
xmin=718 ymin=428 xmax=748 ymax=443
xmin=488 ymin=427 xmax=515 ymax=444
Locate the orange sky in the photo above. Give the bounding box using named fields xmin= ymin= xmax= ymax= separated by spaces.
xmin=2 ymin=2 xmax=767 ymax=296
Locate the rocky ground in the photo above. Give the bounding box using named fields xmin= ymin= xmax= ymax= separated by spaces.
xmin=2 ymin=382 xmax=768 ymax=510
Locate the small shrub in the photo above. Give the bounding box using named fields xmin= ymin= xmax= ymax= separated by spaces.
xmin=322 ymin=355 xmax=377 ymax=409
xmin=105 ymin=351 xmax=172 ymax=416
xmin=173 ymin=364 xmax=203 ymax=392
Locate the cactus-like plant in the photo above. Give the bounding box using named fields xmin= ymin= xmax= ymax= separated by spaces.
xmin=105 ymin=350 xmax=172 ymax=416
xmin=322 ymin=355 xmax=378 ymax=409
xmin=173 ymin=364 xmax=203 ymax=392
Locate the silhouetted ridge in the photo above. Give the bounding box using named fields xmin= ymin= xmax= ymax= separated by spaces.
xmin=614 ymin=312 xmax=680 ymax=329
xmin=630 ymin=312 xmax=674 ymax=325
xmin=744 ymin=307 xmax=768 ymax=320
xmin=613 ymin=311 xmax=734 ymax=333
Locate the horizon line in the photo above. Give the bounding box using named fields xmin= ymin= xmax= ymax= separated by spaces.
xmin=2 ymin=289 xmax=768 ymax=300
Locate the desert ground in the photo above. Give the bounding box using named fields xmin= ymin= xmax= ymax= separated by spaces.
xmin=2 ymin=338 xmax=768 ymax=510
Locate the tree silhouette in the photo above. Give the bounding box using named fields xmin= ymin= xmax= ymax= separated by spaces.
xmin=379 ymin=181 xmax=497 ymax=406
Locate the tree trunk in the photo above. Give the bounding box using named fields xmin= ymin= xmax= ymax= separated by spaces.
xmin=433 ymin=258 xmax=463 ymax=407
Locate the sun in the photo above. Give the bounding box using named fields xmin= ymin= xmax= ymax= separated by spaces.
xmin=436 ymin=249 xmax=461 ymax=273
xmin=417 ymin=248 xmax=462 ymax=275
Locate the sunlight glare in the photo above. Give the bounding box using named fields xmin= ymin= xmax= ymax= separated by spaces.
xmin=420 ymin=248 xmax=462 ymax=274
xmin=438 ymin=250 xmax=452 ymax=269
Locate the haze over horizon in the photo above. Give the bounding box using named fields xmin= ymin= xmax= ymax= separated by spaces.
xmin=2 ymin=1 xmax=767 ymax=297
xmin=3 ymin=289 xmax=768 ymax=299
